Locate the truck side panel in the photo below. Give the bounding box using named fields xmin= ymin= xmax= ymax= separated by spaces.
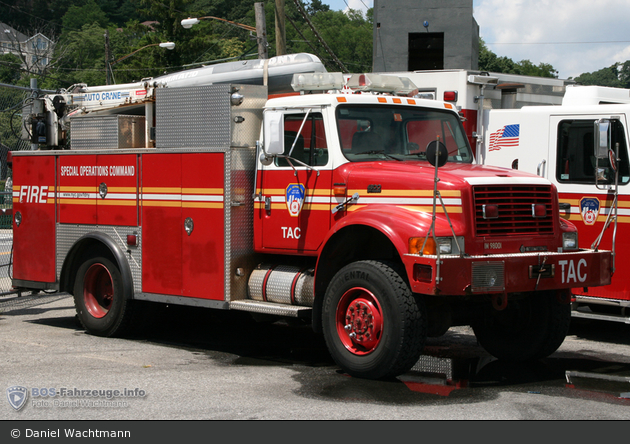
xmin=141 ymin=152 xmax=226 ymax=300
xmin=141 ymin=153 xmax=183 ymax=295
xmin=95 ymin=154 xmax=139 ymax=226
xmin=58 ymin=154 xmax=97 ymax=225
xmin=13 ymin=155 xmax=56 ymax=283
xmin=181 ymin=153 xmax=225 ymax=299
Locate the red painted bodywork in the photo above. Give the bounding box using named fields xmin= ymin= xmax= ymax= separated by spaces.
xmin=14 ymin=151 xmax=226 ymax=300
xmin=557 ymin=191 xmax=629 ymax=302
xmin=12 ymin=155 xmax=56 ymax=283
xmin=255 ymin=156 xmax=612 ymax=296
xmin=141 ymin=152 xmax=225 ymax=299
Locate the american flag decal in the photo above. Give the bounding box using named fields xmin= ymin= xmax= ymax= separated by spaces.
xmin=488 ymin=124 xmax=520 ymax=151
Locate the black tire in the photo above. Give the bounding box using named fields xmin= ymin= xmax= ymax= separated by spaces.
xmin=472 ymin=291 xmax=570 ymax=362
xmin=322 ymin=260 xmax=427 ymax=380
xmin=533 ymin=292 xmax=571 ymax=359
xmin=73 ymin=256 xmax=134 ymax=337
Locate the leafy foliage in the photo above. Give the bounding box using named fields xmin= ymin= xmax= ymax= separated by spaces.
xmin=1 ymin=0 xmax=628 ymax=89
xmin=478 ymin=39 xmax=558 ymax=78
xmin=573 ymin=62 xmax=630 ymax=88
xmin=1 ymin=0 xmax=375 ymax=88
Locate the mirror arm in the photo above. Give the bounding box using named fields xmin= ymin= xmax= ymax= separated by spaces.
xmin=277 ymin=155 xmax=320 ymax=176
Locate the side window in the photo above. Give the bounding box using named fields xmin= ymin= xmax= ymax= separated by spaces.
xmin=275 ymin=112 xmax=329 ymax=167
xmin=557 ymin=119 xmax=630 ymax=185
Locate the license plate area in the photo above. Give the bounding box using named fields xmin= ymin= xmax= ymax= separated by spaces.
xmin=528 ymin=263 xmax=555 ymax=279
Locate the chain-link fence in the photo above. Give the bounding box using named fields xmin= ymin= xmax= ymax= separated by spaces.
xmin=0 ymin=83 xmax=35 ymax=296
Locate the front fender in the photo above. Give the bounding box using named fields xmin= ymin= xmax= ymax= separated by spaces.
xmin=326 ymin=204 xmax=463 ymax=258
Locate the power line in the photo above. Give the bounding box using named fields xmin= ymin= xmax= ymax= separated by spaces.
xmin=487 ymin=40 xmax=630 ymax=45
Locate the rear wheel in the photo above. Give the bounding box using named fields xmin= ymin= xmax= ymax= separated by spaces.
xmin=73 ymin=256 xmax=134 ymax=337
xmin=472 ymin=291 xmax=570 ymax=361
xmin=322 ymin=260 xmax=426 ymax=380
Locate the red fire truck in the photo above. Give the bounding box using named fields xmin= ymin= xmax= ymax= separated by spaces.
xmin=12 ymin=57 xmax=613 ymax=379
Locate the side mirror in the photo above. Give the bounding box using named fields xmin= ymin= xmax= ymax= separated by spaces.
xmin=426 ymin=140 xmax=448 ymax=167
xmin=263 ymin=111 xmax=284 ymax=156
xmin=594 ymin=119 xmax=611 ymax=159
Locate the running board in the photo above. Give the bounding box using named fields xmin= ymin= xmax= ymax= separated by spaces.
xmin=571 ymin=310 xmax=630 ymax=324
xmin=229 ymin=300 xmax=312 ymax=318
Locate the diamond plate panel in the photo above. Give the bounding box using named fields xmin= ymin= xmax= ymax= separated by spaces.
xmin=56 ymin=224 xmax=142 ymax=293
xmin=71 ymin=115 xmax=145 ymax=150
xmin=155 ymin=84 xmax=265 ymax=149
xmin=411 ymin=355 xmax=454 ymax=380
xmin=156 ymin=85 xmax=231 ymax=148
xmin=246 ymin=265 xmax=314 ymax=307
xmin=227 ymin=147 xmax=257 ymax=302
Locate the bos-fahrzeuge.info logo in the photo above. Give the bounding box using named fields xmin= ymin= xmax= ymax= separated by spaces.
xmin=7 ymin=386 xmax=28 ymax=411
xmin=6 ymin=385 xmax=146 ymax=410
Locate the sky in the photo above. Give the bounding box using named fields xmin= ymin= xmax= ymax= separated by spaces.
xmin=322 ymin=0 xmax=630 ymax=79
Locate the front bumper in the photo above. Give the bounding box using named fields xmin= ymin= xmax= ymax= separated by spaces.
xmin=403 ymin=249 xmax=612 ymax=296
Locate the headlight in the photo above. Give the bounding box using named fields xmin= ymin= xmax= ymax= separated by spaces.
xmin=409 ymin=237 xmax=455 ymax=255
xmin=438 ymin=238 xmax=452 ymax=254
xmin=563 ymin=232 xmax=578 ymax=250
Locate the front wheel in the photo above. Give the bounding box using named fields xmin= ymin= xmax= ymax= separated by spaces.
xmin=73 ymin=256 xmax=134 ymax=337
xmin=322 ymin=260 xmax=427 ymax=380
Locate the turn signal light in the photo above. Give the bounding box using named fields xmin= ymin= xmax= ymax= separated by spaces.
xmin=409 ymin=237 xmax=436 ymax=255
xmin=333 ymin=184 xmax=347 ymax=196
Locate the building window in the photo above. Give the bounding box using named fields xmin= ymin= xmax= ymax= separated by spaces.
xmin=408 ymin=32 xmax=444 ymax=71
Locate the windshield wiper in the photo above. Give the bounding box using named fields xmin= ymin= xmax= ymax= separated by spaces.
xmin=357 ymin=150 xmax=403 ymax=161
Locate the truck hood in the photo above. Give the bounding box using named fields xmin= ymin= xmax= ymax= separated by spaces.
xmin=341 ymin=161 xmax=551 ymax=189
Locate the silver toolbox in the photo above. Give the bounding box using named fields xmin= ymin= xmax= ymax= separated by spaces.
xmin=70 ymin=115 xmax=146 ymax=149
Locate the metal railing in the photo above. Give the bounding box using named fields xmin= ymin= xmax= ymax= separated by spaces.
xmin=1 ymin=82 xmax=33 ymax=297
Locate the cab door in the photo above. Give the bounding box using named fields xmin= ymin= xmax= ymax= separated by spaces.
xmin=257 ymin=110 xmax=333 ymax=253
xmin=549 ymin=114 xmax=630 ymax=300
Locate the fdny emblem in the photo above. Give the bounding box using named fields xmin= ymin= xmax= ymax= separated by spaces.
xmin=286 ymin=184 xmax=305 ymax=217
xmin=580 ymin=197 xmax=600 ymax=225
xmin=7 ymin=386 xmax=28 ymax=411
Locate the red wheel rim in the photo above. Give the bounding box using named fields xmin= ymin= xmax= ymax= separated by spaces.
xmin=336 ymin=287 xmax=384 ymax=355
xmin=83 ymin=263 xmax=114 ymax=319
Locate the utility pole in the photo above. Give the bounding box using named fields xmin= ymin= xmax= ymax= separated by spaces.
xmin=275 ymin=0 xmax=286 ymax=56
xmin=104 ymin=29 xmax=112 ymax=85
xmin=254 ymin=2 xmax=268 ymax=59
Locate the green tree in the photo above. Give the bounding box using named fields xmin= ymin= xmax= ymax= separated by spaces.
xmin=0 ymin=54 xmax=24 ymax=85
xmin=306 ymin=0 xmax=330 ymax=15
xmin=479 ymin=39 xmax=558 ymax=78
xmin=573 ymin=62 xmax=630 ymax=88
xmin=62 ymin=0 xmax=111 ymax=31
xmin=56 ymin=22 xmax=110 ymax=86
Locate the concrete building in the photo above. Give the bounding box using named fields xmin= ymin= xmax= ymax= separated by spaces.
xmin=372 ymin=0 xmax=479 ymax=72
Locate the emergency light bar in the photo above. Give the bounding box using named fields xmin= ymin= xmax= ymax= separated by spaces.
xmin=346 ymin=73 xmax=418 ymax=95
xmin=291 ymin=72 xmax=345 ymax=92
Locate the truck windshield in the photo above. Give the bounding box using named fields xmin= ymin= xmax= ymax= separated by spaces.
xmin=336 ymin=104 xmax=473 ymax=163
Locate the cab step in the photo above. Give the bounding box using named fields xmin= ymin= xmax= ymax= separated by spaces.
xmin=229 ymin=300 xmax=312 ymax=318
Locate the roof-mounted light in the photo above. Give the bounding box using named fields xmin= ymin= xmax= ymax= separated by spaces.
xmin=291 ymin=72 xmax=345 ymax=92
xmin=346 ymin=73 xmax=418 ymax=96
